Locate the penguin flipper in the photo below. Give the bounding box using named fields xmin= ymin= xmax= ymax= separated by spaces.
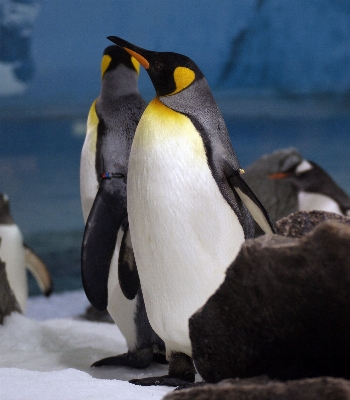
xmin=81 ymin=178 xmax=127 ymax=311
xmin=23 ymin=244 xmax=53 ymax=296
xmin=118 ymin=224 xmax=140 ymax=300
xmin=227 ymin=171 xmax=276 ymax=234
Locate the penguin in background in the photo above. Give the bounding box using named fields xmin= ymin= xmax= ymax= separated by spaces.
xmin=0 ymin=194 xmax=52 ymax=313
xmin=269 ymin=159 xmax=350 ymax=216
xmin=80 ymin=45 xmax=166 ymax=369
xmin=107 ymin=36 xmax=275 ymax=386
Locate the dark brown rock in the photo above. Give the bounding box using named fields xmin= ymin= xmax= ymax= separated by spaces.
xmin=276 ymin=210 xmax=350 ymax=238
xmin=189 ymin=220 xmax=350 ymax=383
xmin=0 ymin=257 xmax=20 ymax=324
xmin=163 ymin=377 xmax=350 ymax=400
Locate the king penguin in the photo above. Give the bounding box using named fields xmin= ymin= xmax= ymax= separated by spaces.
xmin=269 ymin=159 xmax=350 ymax=216
xmin=80 ymin=45 xmax=166 ymax=368
xmin=0 ymin=193 xmax=52 ymax=313
xmin=107 ymin=36 xmax=275 ymax=386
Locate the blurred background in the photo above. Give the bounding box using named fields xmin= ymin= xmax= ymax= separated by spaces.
xmin=1 ymin=0 xmax=350 ymax=296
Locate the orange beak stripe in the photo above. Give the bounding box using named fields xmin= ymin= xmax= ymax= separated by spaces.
xmin=124 ymin=48 xmax=149 ymax=69
xmin=268 ymin=172 xmax=290 ymax=180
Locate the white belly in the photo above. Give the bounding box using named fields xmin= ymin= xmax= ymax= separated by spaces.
xmin=127 ymin=100 xmax=245 ymax=357
xmin=0 ymin=225 xmax=27 ymax=312
xmin=298 ymin=191 xmax=343 ymax=215
xmin=107 ymin=229 xmax=138 ymax=351
xmin=80 ymin=103 xmax=99 ymax=223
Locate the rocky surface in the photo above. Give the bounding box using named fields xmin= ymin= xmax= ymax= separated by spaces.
xmin=189 ymin=219 xmax=350 ymax=383
xmin=164 ymin=377 xmax=350 ymax=400
xmin=276 ymin=210 xmax=350 ymax=238
xmin=0 ymin=258 xmax=20 ymax=324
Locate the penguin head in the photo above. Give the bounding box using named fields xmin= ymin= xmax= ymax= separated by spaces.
xmin=107 ymin=36 xmax=204 ymax=96
xmin=100 ymin=45 xmax=140 ymax=80
xmin=269 ymin=160 xmax=317 ymax=187
xmin=288 ymin=160 xmax=314 ymax=176
xmin=269 ymin=159 xmax=332 ymax=192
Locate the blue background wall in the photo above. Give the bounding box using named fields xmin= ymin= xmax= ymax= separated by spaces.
xmin=3 ymin=0 xmax=350 ymax=112
xmin=1 ymin=0 xmax=350 ymax=234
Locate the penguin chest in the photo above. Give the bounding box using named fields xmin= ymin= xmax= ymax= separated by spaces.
xmin=106 ymin=228 xmax=139 ymax=351
xmin=298 ymin=191 xmax=343 ymax=215
xmin=80 ymin=101 xmax=99 ymax=222
xmin=0 ymin=224 xmax=27 ymax=312
xmin=127 ymin=99 xmax=244 ymax=354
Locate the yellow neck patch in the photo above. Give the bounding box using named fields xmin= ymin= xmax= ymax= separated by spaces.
xmin=131 ymin=57 xmax=140 ymax=75
xmin=87 ymin=100 xmax=98 ymax=152
xmin=170 ymin=67 xmax=195 ymax=95
xmin=101 ymin=55 xmax=112 ymax=79
xmin=134 ymin=98 xmax=207 ymax=164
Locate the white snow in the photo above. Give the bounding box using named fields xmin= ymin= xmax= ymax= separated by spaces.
xmin=0 ymin=290 xmax=173 ymax=400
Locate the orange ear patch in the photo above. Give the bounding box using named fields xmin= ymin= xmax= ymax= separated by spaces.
xmin=131 ymin=57 xmax=140 ymax=75
xmin=101 ymin=55 xmax=112 ymax=79
xmin=170 ymin=67 xmax=195 ymax=95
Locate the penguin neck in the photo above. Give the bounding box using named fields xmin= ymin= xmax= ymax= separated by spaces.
xmin=138 ymin=97 xmax=198 ymax=146
xmin=159 ymin=77 xmax=214 ymax=114
xmin=0 ymin=206 xmax=14 ymax=224
xmin=101 ymin=64 xmax=139 ymax=99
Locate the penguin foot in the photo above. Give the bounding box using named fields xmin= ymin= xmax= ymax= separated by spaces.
xmin=152 ymin=352 xmax=168 ymax=364
xmin=174 ymin=381 xmax=207 ymax=391
xmin=129 ymin=373 xmax=195 ymax=387
xmin=91 ymin=349 xmax=153 ymax=369
xmin=129 ymin=351 xmax=195 ymax=386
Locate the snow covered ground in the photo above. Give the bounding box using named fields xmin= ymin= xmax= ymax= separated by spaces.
xmin=0 ymin=290 xmax=174 ymax=399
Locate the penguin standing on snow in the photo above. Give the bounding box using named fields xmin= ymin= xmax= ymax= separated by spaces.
xmin=269 ymin=159 xmax=350 ymax=216
xmin=0 ymin=194 xmax=52 ymax=313
xmin=80 ymin=45 xmax=166 ymax=368
xmin=107 ymin=36 xmax=275 ymax=386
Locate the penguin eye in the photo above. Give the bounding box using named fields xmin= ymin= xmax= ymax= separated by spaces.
xmin=154 ymin=61 xmax=164 ymax=71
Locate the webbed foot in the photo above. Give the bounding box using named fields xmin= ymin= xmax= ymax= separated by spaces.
xmin=129 ymin=351 xmax=195 ymax=387
xmin=91 ymin=348 xmax=153 ymax=369
xmin=153 ymin=352 xmax=168 ymax=364
xmin=129 ymin=374 xmax=194 ymax=387
xmin=174 ymin=381 xmax=207 ymax=391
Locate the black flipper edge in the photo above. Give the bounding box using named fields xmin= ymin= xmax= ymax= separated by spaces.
xmin=81 ymin=179 xmax=127 ymax=311
xmin=118 ymin=223 xmax=140 ymax=300
xmin=227 ymin=171 xmax=276 ymax=234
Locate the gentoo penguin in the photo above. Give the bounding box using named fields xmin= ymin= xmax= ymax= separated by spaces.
xmin=0 ymin=194 xmax=52 ymax=313
xmin=269 ymin=159 xmax=350 ymax=216
xmin=80 ymin=45 xmax=166 ymax=368
xmin=108 ymin=36 xmax=275 ymax=386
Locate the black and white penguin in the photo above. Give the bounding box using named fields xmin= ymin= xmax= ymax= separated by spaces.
xmin=269 ymin=159 xmax=350 ymax=216
xmin=0 ymin=194 xmax=52 ymax=312
xmin=80 ymin=45 xmax=166 ymax=368
xmin=107 ymin=36 xmax=275 ymax=386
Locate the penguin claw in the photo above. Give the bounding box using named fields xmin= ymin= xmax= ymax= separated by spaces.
xmin=91 ymin=350 xmax=153 ymax=369
xmin=174 ymin=381 xmax=207 ymax=391
xmin=129 ymin=374 xmax=195 ymax=387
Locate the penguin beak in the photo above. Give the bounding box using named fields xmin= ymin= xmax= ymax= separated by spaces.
xmin=268 ymin=172 xmax=290 ymax=180
xmin=107 ymin=36 xmax=150 ymax=70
